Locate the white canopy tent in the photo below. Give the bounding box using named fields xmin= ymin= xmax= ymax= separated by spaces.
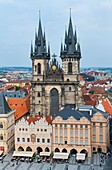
xmin=53 ymin=152 xmax=69 ymax=159
xmin=13 ymin=151 xmax=34 ymax=157
xmin=76 ymin=153 xmax=86 ymax=161
xmin=40 ymin=152 xmax=51 ymax=157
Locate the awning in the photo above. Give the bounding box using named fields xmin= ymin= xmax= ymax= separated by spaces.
xmin=40 ymin=152 xmax=51 ymax=156
xmin=53 ymin=152 xmax=69 ymax=159
xmin=76 ymin=153 xmax=86 ymax=160
xmin=0 ymin=151 xmax=3 ymax=156
xmin=13 ymin=151 xmax=34 ymax=157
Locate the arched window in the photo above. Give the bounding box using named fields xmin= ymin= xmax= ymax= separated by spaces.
xmin=45 ymin=147 xmax=50 ymax=152
xmin=70 ymin=149 xmax=78 ymax=155
xmin=62 ymin=148 xmax=67 ymax=153
xmin=37 ymin=63 xmax=41 ymax=74
xmin=26 ymin=146 xmax=32 ymax=151
xmin=0 ymin=134 xmax=3 ymax=140
xmin=0 ymin=123 xmax=3 ymax=128
xmin=18 ymin=146 xmax=24 ymax=151
xmin=55 ymin=148 xmax=60 ymax=152
xmin=37 ymin=147 xmax=43 ymax=154
xmin=50 ymin=88 xmax=59 ymax=117
xmin=38 ymin=92 xmax=40 ymax=97
xmin=68 ymin=62 xmax=72 ymax=73
xmin=80 ymin=149 xmax=88 ymax=157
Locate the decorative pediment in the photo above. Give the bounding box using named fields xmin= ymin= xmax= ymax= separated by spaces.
xmin=68 ymin=116 xmax=77 ymax=122
xmin=91 ymin=112 xmax=106 ymax=122
xmin=80 ymin=117 xmax=90 ymax=123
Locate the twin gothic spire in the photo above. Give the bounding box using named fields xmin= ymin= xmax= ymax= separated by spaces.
xmin=60 ymin=11 xmax=81 ymax=57
xmin=30 ymin=11 xmax=81 ymax=59
xmin=30 ymin=12 xmax=50 ymax=59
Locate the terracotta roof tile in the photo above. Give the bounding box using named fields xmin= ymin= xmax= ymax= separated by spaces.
xmin=102 ymin=98 xmax=112 ymax=116
xmin=26 ymin=115 xmax=52 ymax=125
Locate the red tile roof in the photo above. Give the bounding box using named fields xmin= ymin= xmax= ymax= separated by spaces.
xmin=102 ymin=98 xmax=112 ymax=116
xmin=26 ymin=115 xmax=52 ymax=125
xmin=7 ymin=96 xmax=30 ymax=121
xmin=26 ymin=116 xmax=41 ymax=124
xmin=83 ymin=94 xmax=97 ymax=107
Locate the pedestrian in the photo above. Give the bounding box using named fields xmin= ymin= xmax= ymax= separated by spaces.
xmin=100 ymin=163 xmax=102 ymax=167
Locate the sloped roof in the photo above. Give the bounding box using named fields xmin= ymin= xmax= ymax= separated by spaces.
xmin=26 ymin=115 xmax=52 ymax=125
xmin=54 ymin=105 xmax=90 ymax=120
xmin=79 ymin=105 xmax=109 ymax=119
xmin=102 ymin=98 xmax=112 ymax=116
xmin=0 ymin=92 xmax=12 ymax=114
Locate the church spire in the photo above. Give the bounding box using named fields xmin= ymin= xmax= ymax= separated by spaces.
xmin=43 ymin=30 xmax=47 ymax=53
xmin=60 ymin=41 xmax=63 ymax=55
xmin=77 ymin=42 xmax=81 ymax=56
xmin=61 ymin=41 xmax=63 ymax=52
xmin=30 ymin=11 xmax=50 ymax=59
xmin=68 ymin=8 xmax=73 ymax=39
xmin=60 ymin=9 xmax=82 ymax=58
xmin=30 ymin=41 xmax=33 ymax=58
xmin=38 ymin=10 xmax=43 ymax=39
xmin=48 ymin=42 xmax=50 ymax=58
xmin=74 ymin=28 xmax=77 ymax=45
xmin=65 ymin=27 xmax=67 ymax=44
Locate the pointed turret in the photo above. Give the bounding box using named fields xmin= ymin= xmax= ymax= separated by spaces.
xmin=64 ymin=44 xmax=66 ymax=51
xmin=65 ymin=27 xmax=68 ymax=44
xmin=31 ymin=11 xmax=50 ymax=59
xmin=31 ymin=41 xmax=33 ymax=55
xmin=77 ymin=42 xmax=81 ymax=56
xmin=61 ymin=9 xmax=82 ymax=59
xmin=47 ymin=43 xmax=50 ymax=59
xmin=38 ymin=11 xmax=43 ymax=40
xmin=60 ymin=42 xmax=63 ymax=55
xmin=35 ymin=29 xmax=38 ymax=45
xmin=43 ymin=31 xmax=47 ymax=53
xmin=68 ymin=9 xmax=73 ymax=39
xmin=74 ymin=29 xmax=77 ymax=45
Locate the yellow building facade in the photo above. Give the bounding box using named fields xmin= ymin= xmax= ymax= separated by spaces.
xmin=52 ymin=107 xmax=110 ymax=157
xmin=0 ymin=92 xmax=15 ymax=154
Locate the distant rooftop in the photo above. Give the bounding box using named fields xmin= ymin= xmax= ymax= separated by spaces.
xmin=0 ymin=92 xmax=12 ymax=114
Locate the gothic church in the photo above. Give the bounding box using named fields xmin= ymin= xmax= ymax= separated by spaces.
xmin=30 ymin=13 xmax=83 ymax=117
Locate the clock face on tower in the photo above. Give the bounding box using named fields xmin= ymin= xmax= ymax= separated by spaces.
xmin=52 ymin=65 xmax=56 ymax=71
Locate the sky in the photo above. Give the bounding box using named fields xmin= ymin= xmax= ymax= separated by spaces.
xmin=0 ymin=0 xmax=112 ymax=68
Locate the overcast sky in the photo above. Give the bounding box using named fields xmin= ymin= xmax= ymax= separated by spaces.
xmin=0 ymin=0 xmax=112 ymax=68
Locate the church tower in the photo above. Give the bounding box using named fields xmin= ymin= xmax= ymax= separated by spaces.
xmin=60 ymin=11 xmax=82 ymax=109
xmin=30 ymin=12 xmax=83 ymax=117
xmin=30 ymin=14 xmax=50 ymax=116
